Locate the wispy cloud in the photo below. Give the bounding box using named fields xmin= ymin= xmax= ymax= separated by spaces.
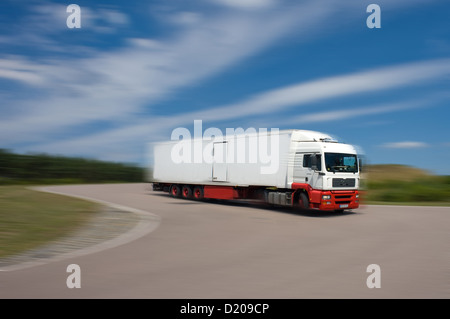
xmin=0 ymin=2 xmax=129 ymax=53
xmin=33 ymin=61 xmax=450 ymax=160
xmin=0 ymin=56 xmax=45 ymax=85
xmin=212 ymin=0 xmax=275 ymax=9
xmin=381 ymin=141 xmax=430 ymax=149
xmin=156 ymin=59 xmax=450 ymax=125
xmin=0 ymin=0 xmax=446 ymax=164
xmin=0 ymin=1 xmax=336 ymax=144
xmin=287 ymin=95 xmax=443 ymax=125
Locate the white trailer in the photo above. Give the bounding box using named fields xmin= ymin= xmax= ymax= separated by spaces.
xmin=151 ymin=129 xmax=360 ymax=212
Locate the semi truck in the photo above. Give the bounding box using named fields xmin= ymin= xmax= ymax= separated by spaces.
xmin=151 ymin=129 xmax=360 ymax=212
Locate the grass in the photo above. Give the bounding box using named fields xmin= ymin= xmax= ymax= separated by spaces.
xmin=0 ymin=186 xmax=98 ymax=258
xmin=363 ymin=201 xmax=450 ymax=207
xmin=362 ymin=164 xmax=431 ymax=182
xmin=362 ymin=165 xmax=450 ymax=205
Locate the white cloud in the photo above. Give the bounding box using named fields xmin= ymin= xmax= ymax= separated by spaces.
xmin=0 ymin=2 xmax=130 ymax=50
xmin=0 ymin=0 xmax=444 ymax=162
xmin=0 ymin=57 xmax=46 ymax=85
xmin=0 ymin=68 xmax=42 ymax=85
xmin=381 ymin=141 xmax=430 ymax=149
xmin=0 ymin=1 xmax=332 ymax=145
xmin=212 ymin=0 xmax=275 ymax=9
xmin=29 ymin=3 xmax=69 ymax=33
xmin=168 ymin=11 xmax=202 ymax=26
xmin=100 ymin=9 xmax=129 ymax=25
xmin=83 ymin=7 xmax=130 ymax=33
xmin=167 ymin=58 xmax=450 ymax=123
xmin=32 ymin=63 xmax=450 ymax=161
xmin=287 ymin=98 xmax=432 ymax=124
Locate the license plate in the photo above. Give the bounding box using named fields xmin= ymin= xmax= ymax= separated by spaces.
xmin=339 ymin=204 xmax=348 ymax=208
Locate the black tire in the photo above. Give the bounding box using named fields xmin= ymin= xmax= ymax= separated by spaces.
xmin=193 ymin=186 xmax=204 ymax=200
xmin=181 ymin=185 xmax=193 ymax=199
xmin=170 ymin=184 xmax=181 ymax=198
xmin=298 ymin=192 xmax=309 ymax=210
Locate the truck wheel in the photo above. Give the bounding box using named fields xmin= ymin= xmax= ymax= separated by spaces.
xmin=298 ymin=193 xmax=309 ymax=210
xmin=193 ymin=186 xmax=204 ymax=200
xmin=170 ymin=184 xmax=181 ymax=197
xmin=182 ymin=185 xmax=193 ymax=199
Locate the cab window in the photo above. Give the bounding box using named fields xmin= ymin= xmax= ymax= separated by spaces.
xmin=303 ymin=154 xmax=322 ymax=171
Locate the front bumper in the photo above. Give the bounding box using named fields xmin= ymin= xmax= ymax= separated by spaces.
xmin=315 ymin=190 xmax=359 ymax=211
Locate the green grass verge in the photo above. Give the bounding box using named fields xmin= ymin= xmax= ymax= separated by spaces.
xmin=364 ymin=201 xmax=450 ymax=207
xmin=362 ymin=165 xmax=450 ymax=205
xmin=0 ymin=186 xmax=98 ymax=258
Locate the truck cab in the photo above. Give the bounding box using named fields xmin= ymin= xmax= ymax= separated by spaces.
xmin=290 ymin=131 xmax=360 ymax=211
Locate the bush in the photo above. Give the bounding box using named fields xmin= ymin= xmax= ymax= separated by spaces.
xmin=0 ymin=149 xmax=146 ymax=185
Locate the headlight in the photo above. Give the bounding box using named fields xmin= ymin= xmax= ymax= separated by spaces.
xmin=322 ymin=195 xmax=331 ymax=200
xmin=356 ymin=194 xmax=359 ymax=198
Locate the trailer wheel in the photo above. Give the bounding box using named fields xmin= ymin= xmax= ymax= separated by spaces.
xmin=298 ymin=192 xmax=309 ymax=210
xmin=182 ymin=185 xmax=193 ymax=199
xmin=170 ymin=184 xmax=181 ymax=197
xmin=193 ymin=186 xmax=204 ymax=200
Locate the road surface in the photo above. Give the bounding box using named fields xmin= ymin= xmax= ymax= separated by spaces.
xmin=0 ymin=183 xmax=449 ymax=298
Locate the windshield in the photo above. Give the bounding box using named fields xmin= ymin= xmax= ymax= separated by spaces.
xmin=325 ymin=153 xmax=358 ymax=173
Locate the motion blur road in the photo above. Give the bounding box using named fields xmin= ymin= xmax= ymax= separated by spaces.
xmin=0 ymin=183 xmax=449 ymax=298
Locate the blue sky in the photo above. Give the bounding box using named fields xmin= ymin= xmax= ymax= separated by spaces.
xmin=1 ymin=0 xmax=450 ymax=174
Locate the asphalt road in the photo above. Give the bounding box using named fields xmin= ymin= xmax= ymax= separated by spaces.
xmin=0 ymin=183 xmax=449 ymax=298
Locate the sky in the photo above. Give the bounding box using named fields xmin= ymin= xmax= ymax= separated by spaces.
xmin=1 ymin=0 xmax=450 ymax=174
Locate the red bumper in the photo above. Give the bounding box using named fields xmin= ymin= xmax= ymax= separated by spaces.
xmin=314 ymin=190 xmax=360 ymax=210
xmin=291 ymin=183 xmax=359 ymax=211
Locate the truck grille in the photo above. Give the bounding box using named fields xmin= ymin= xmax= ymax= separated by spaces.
xmin=332 ymin=178 xmax=355 ymax=188
xmin=335 ymin=195 xmax=352 ymax=199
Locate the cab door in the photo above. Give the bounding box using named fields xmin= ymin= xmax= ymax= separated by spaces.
xmin=293 ymin=152 xmax=322 ymax=189
xmin=293 ymin=153 xmax=308 ymax=183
